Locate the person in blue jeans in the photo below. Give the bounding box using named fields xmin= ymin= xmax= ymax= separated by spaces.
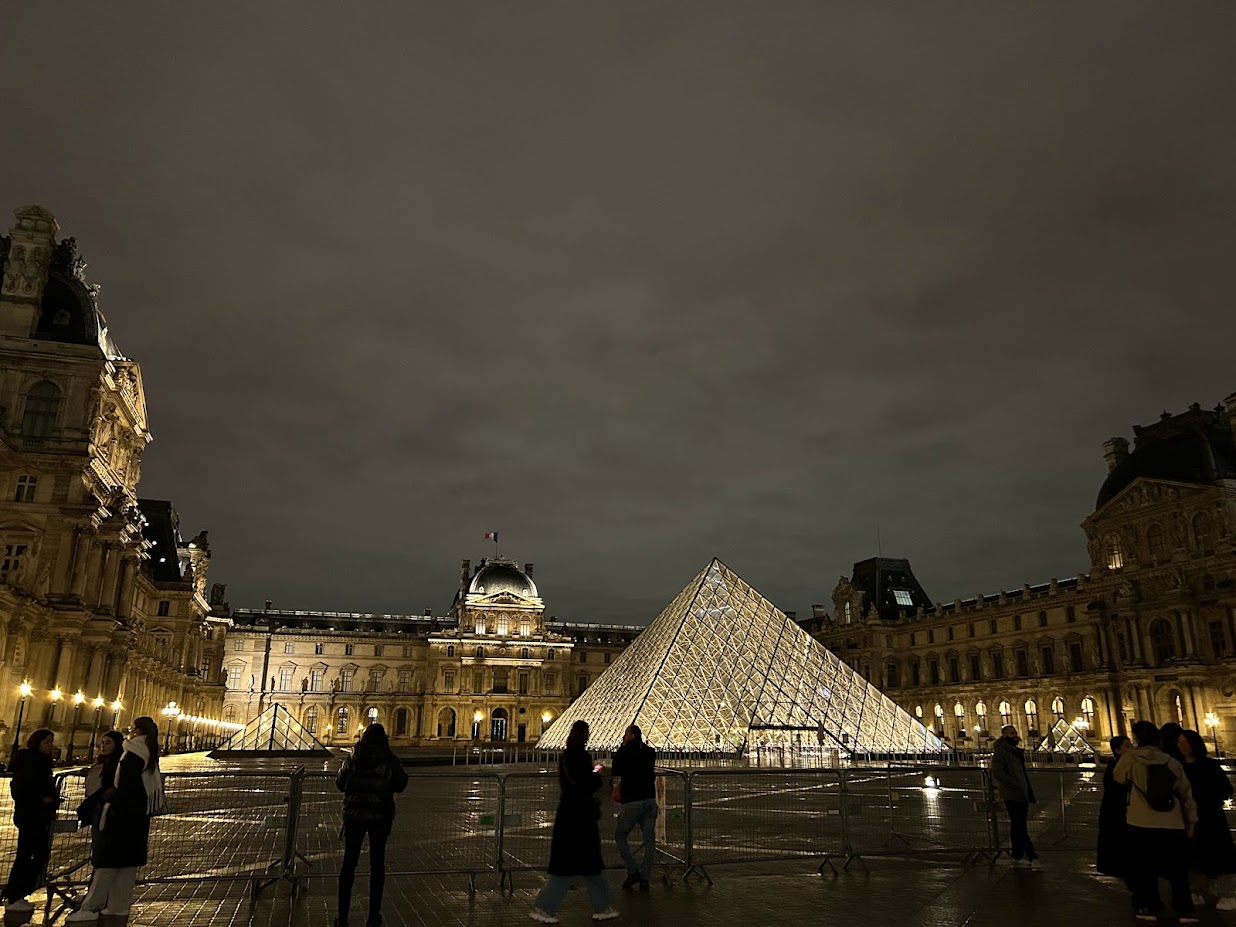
xmin=612 ymin=724 xmax=658 ymax=889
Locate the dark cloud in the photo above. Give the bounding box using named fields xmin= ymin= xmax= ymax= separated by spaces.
xmin=2 ymin=4 xmax=1233 ymax=622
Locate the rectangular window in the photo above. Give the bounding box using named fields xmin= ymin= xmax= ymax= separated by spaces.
xmin=885 ymin=663 xmax=900 ymax=688
xmin=968 ymin=623 xmax=976 ymax=638
xmin=1016 ymin=650 xmax=1029 ymax=677
xmin=519 ymin=672 xmax=529 ymax=695
xmin=13 ymin=475 xmax=37 ymax=503
xmin=928 ymin=630 xmax=935 ymax=644
xmin=992 ymin=652 xmax=1004 ymax=678
xmin=279 ymin=669 xmax=293 ymax=691
xmin=910 ymin=662 xmax=921 ymax=686
xmin=473 ymin=670 xmax=485 ymax=693
xmin=1068 ymin=642 xmax=1083 ymax=672
xmin=493 ymin=670 xmax=509 ymax=694
xmin=345 ymin=644 xmax=354 ymax=656
xmin=603 ymin=652 xmax=611 ymax=665
xmin=1066 ymin=607 xmax=1076 ymax=624
xmin=367 ymin=671 xmax=381 ymax=691
xmin=580 ymin=652 xmax=588 ymax=663
xmin=314 ymin=643 xmax=324 ymax=655
xmin=947 ymin=626 xmax=954 ymax=641
xmin=519 ymin=619 xmax=531 ymax=636
xmin=403 ymin=645 xmax=412 ymax=658
xmin=1039 ymin=611 xmax=1048 ymax=628
xmin=374 ymin=644 xmax=383 ymax=657
xmin=929 ymin=660 xmax=940 ymax=685
xmin=545 ymin=672 xmax=556 ymax=693
xmin=444 ymin=671 xmax=455 ymax=690
xmin=310 ymin=669 xmax=323 ymax=692
xmin=1210 ymin=621 xmax=1228 ymax=658
xmin=234 ymin=640 xmax=244 ymax=652
xmin=200 ymin=656 xmax=212 ymax=676
xmin=947 ymin=657 xmax=959 ymax=683
xmin=1040 ymin=647 xmax=1055 ymax=675
xmin=283 ymin=642 xmax=294 ymax=654
xmin=398 ymin=671 xmax=411 ymax=690
xmin=340 ymin=669 xmax=354 ymax=692
xmin=1014 ymin=615 xmax=1022 ymax=631
xmin=894 ymin=590 xmax=914 ymax=607
xmin=157 ymin=600 xmax=171 ymax=617
xmin=577 ymin=675 xmax=589 ymax=696
xmin=969 ymin=654 xmax=981 ymax=680
xmin=909 ymin=632 xmax=916 ymax=646
xmin=989 ymin=619 xmax=997 ymax=634
xmin=227 ymin=667 xmax=242 ymax=689
xmin=0 ymin=544 xmax=28 ymax=583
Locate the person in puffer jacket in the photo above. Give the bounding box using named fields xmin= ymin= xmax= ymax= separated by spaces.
xmin=334 ymin=723 xmax=408 ymax=927
xmin=1114 ymin=720 xmax=1199 ymax=923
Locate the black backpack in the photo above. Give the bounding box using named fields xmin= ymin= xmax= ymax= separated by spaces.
xmin=1137 ymin=762 xmax=1178 ymax=813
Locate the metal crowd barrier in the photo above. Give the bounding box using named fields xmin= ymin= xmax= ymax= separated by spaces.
xmin=1 ymin=761 xmax=1132 ymax=916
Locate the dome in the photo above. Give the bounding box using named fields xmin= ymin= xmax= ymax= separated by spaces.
xmin=469 ymin=561 xmax=538 ymax=598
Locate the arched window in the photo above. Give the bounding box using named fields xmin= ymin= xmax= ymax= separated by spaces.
xmin=844 ymin=602 xmax=852 ymax=624
xmin=336 ymin=706 xmax=349 ymax=733
xmin=475 ymin=645 xmax=484 ymax=659
xmin=367 ymin=706 xmax=379 ymax=725
xmin=21 ymin=381 xmax=60 ymax=438
xmin=1104 ymin=534 xmax=1123 ymax=571
xmin=1081 ymin=697 xmax=1095 ymax=730
xmin=914 ymin=705 xmax=924 ymax=719
xmin=1024 ymin=699 xmax=1039 ymax=733
xmin=1194 ymin=513 xmax=1215 ymax=554
xmin=394 ymin=707 xmax=409 ymax=736
xmin=1147 ymin=523 xmax=1166 ymax=561
xmin=519 ymin=618 xmax=530 ymax=637
xmin=223 ymin=705 xmax=238 ymax=724
xmin=446 ymin=645 xmax=455 ymax=658
xmin=953 ymin=701 xmax=965 ymax=719
xmin=1051 ymin=697 xmax=1065 ymax=720
xmin=521 ymin=647 xmax=530 ymax=659
xmin=975 ymin=701 xmax=987 ymax=719
xmin=436 ymin=707 xmax=456 ymax=738
xmin=475 ymin=617 xmax=486 ymax=635
xmin=496 ymin=615 xmax=509 ymax=636
xmin=999 ymin=701 xmax=1012 ymax=727
xmin=1150 ymin=618 xmax=1177 ymax=664
xmin=304 ymin=706 xmax=318 ymax=733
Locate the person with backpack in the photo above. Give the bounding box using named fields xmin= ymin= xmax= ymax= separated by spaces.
xmin=1114 ymin=720 xmax=1199 ymax=923
xmin=334 ymin=722 xmax=408 ymax=927
xmin=1177 ymin=729 xmax=1236 ymax=911
xmin=2 ymin=729 xmax=59 ymax=916
xmin=991 ymin=725 xmax=1039 ymax=869
xmin=612 ymin=724 xmax=658 ymax=890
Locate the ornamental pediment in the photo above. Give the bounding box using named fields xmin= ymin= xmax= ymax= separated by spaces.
xmin=1092 ymin=478 xmax=1209 ymax=519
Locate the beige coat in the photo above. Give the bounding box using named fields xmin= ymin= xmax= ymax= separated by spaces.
xmin=1113 ymin=745 xmax=1198 ymax=830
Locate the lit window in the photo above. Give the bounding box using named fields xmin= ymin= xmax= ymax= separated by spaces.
xmin=340 ymin=669 xmax=354 ymax=692
xmin=13 ymin=475 xmax=37 ymax=503
xmin=305 ymin=706 xmax=318 ymax=733
xmin=519 ymin=619 xmax=531 ymax=636
xmin=336 ymin=707 xmax=349 ymax=731
xmin=398 ymin=671 xmax=411 ymax=690
xmin=0 ymin=544 xmax=28 ymax=584
xmin=1081 ymin=697 xmax=1095 ymax=729
xmin=367 ymin=707 xmax=379 ymax=724
xmin=496 ymin=616 xmax=509 ymax=636
xmin=1104 ymin=534 xmax=1123 ymax=570
xmin=227 ymin=667 xmax=242 ymax=689
xmin=1051 ymin=697 xmax=1065 ymax=720
xmin=310 ymin=669 xmax=323 ymax=692
xmin=475 ymin=618 xmax=486 ymax=635
xmin=844 ymin=602 xmax=852 ymax=623
xmin=314 ymin=643 xmax=324 ymax=655
xmin=894 ymin=590 xmax=914 ymax=607
xmin=21 ymin=381 xmax=60 ymax=438
xmin=279 ymin=669 xmax=293 ymax=691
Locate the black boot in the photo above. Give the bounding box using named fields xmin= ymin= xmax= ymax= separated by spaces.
xmin=366 ymin=914 xmax=384 ymax=927
xmin=622 ymin=872 xmax=641 ymax=889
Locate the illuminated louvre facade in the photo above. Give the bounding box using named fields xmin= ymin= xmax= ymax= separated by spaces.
xmin=807 ymin=396 xmax=1236 ymax=750
xmin=540 ymin=559 xmax=941 ymax=754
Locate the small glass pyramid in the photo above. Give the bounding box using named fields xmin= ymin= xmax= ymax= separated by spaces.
xmin=1034 ymin=717 xmax=1096 ymax=756
xmin=209 ymin=702 xmax=331 ymax=756
xmin=540 ymin=559 xmax=942 ymax=754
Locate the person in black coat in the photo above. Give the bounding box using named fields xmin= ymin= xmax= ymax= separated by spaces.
xmin=335 ymin=722 xmax=408 ymax=927
xmin=530 ymin=720 xmax=619 ymax=924
xmin=2 ymin=729 xmax=59 ymax=915
xmin=1097 ymin=735 xmax=1133 ymax=888
xmin=1178 ymin=729 xmax=1236 ymax=910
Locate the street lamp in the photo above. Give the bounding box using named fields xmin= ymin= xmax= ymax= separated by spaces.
xmin=1206 ymin=712 xmax=1221 ymax=756
xmin=162 ymin=702 xmax=181 ymax=754
xmin=88 ymin=696 xmax=104 ymax=758
xmin=11 ymin=682 xmax=32 ymax=764
xmin=68 ymin=692 xmax=85 ymax=763
xmin=48 ymin=687 xmax=62 ymax=726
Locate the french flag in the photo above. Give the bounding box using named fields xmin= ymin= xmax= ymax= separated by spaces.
xmin=484 ymin=531 xmax=499 ymax=542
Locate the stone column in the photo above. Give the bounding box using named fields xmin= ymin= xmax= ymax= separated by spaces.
xmin=98 ymin=546 xmax=120 ymax=615
xmin=68 ymin=529 xmax=91 ymax=600
xmin=87 ymin=543 xmax=110 ymax=610
xmin=116 ymin=556 xmax=138 ymax=621
xmin=84 ymin=648 xmax=105 ymax=697
xmin=1128 ymin=615 xmax=1145 ymax=663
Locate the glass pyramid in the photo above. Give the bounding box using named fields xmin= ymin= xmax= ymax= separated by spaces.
xmin=1034 ymin=718 xmax=1096 ymax=756
xmin=540 ymin=559 xmax=942 ymax=754
xmin=209 ymin=702 xmax=331 ymax=756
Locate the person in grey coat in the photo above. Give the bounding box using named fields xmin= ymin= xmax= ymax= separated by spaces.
xmin=991 ymin=725 xmax=1039 ymax=867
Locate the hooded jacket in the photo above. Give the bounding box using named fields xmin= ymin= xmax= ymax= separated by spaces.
xmin=991 ymin=736 xmax=1036 ymax=803
xmin=1113 ymin=745 xmax=1198 ymax=830
xmin=336 ymin=742 xmax=409 ymax=825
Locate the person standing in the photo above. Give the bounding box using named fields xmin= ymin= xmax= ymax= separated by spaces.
xmin=65 ymin=731 xmax=125 ymax=924
xmin=991 ymin=725 xmax=1039 ymax=869
xmin=1114 ymin=720 xmax=1199 ymax=923
xmin=1097 ymin=736 xmax=1134 ymax=896
xmin=612 ymin=724 xmax=658 ymax=890
xmin=335 ymin=722 xmax=408 ymax=927
xmin=2 ymin=729 xmax=59 ymax=916
xmin=1177 ymin=729 xmax=1236 ymax=911
xmin=529 ymin=720 xmax=619 ymax=924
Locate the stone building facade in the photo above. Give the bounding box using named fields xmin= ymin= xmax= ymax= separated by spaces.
xmin=805 ymin=396 xmax=1236 ymax=751
xmin=0 ymin=206 xmax=229 ymax=757
xmin=220 ymin=558 xmax=640 ymax=746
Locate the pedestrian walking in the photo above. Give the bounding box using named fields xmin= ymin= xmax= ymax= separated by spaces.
xmin=1097 ymin=736 xmax=1134 ymax=896
xmin=334 ymin=722 xmax=408 ymax=927
xmin=66 ymin=717 xmax=164 ymax=923
xmin=529 ymin=720 xmax=619 ymax=924
xmin=1177 ymin=729 xmax=1236 ymax=911
xmin=612 ymin=724 xmax=658 ymax=890
xmin=991 ymin=724 xmax=1039 ymax=869
xmin=1114 ymin=720 xmax=1199 ymax=923
xmin=2 ymin=729 xmax=59 ymax=916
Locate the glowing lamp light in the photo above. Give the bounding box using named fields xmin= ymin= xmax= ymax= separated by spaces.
xmin=112 ymin=699 xmax=123 ymax=712
xmin=19 ymin=682 xmax=32 ymax=698
xmin=93 ymin=696 xmax=104 ymax=709
xmin=73 ymin=691 xmax=85 ymax=706
xmin=541 ymin=711 xmax=553 ymax=724
xmin=473 ymin=710 xmax=484 ymax=723
xmin=924 ymin=776 xmax=940 ymax=790
xmin=50 ymin=688 xmax=62 ymax=702
xmin=1206 ymin=712 xmax=1220 ymax=730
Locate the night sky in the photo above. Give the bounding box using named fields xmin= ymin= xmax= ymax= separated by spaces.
xmin=2 ymin=6 xmax=1233 ymax=624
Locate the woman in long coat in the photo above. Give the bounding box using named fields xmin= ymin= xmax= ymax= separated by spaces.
xmin=2 ymin=729 xmax=58 ymax=916
xmin=67 ymin=716 xmax=161 ymax=923
xmin=1178 ymin=729 xmax=1236 ymax=911
xmin=1097 ymin=735 xmax=1132 ymax=886
xmin=529 ymin=721 xmax=619 ymax=923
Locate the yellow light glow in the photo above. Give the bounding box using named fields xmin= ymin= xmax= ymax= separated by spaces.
xmin=112 ymin=699 xmax=122 ymax=712
xmin=1206 ymin=712 xmax=1220 ymax=730
xmin=73 ymin=691 xmax=85 ymax=706
xmin=19 ymin=682 xmax=32 ymax=698
xmin=93 ymin=696 xmax=104 ymax=709
xmin=50 ymin=688 xmax=62 ymax=702
xmin=473 ymin=710 xmax=484 ymax=723
xmin=541 ymin=711 xmax=553 ymax=724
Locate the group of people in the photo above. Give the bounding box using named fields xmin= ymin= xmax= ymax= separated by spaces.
xmin=1097 ymin=720 xmax=1236 ymax=922
xmin=2 ymin=717 xmax=165 ymax=924
xmin=329 ymin=719 xmax=659 ymax=927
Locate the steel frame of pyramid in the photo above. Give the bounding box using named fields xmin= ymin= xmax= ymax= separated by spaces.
xmin=1034 ymin=717 xmax=1096 ymax=756
xmin=209 ymin=702 xmax=332 ymax=757
xmin=539 ymin=559 xmax=942 ymax=754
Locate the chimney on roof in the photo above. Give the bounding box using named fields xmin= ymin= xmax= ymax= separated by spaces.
xmin=524 ymin=563 xmax=534 ymax=576
xmin=1102 ymin=437 xmax=1130 ymax=473
xmin=264 ymin=600 xmax=272 ymax=611
xmin=1224 ymin=392 xmax=1236 ymax=444
xmin=460 ymin=559 xmax=470 ymax=591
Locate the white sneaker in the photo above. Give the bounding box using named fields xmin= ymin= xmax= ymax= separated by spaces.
xmin=1029 ymin=860 xmax=1042 ymax=871
xmin=529 ymin=909 xmax=560 ymax=924
xmin=66 ymin=910 xmax=100 ymax=923
xmin=5 ymin=898 xmax=34 ymax=914
xmin=592 ymin=911 xmax=620 ymax=922
xmin=1217 ymin=896 xmax=1236 ymax=911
